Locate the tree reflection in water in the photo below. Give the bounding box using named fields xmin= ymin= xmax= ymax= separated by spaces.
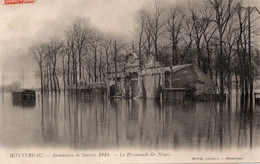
xmin=0 ymin=92 xmax=259 ymax=150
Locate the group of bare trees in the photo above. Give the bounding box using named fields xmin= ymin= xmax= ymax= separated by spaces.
xmin=31 ymin=0 xmax=259 ymax=97
xmin=31 ymin=39 xmax=63 ymax=93
xmin=134 ymin=0 xmax=260 ymax=97
xmin=31 ymin=18 xmax=129 ymax=94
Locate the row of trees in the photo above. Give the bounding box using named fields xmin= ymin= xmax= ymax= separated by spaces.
xmin=31 ymin=0 xmax=260 ymax=97
xmin=31 ymin=18 xmax=129 ymax=94
xmin=134 ymin=0 xmax=260 ymax=98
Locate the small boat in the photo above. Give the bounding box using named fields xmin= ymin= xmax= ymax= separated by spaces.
xmin=12 ymin=89 xmax=36 ymax=101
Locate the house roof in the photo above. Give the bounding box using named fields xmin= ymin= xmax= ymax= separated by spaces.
xmin=107 ymin=63 xmax=214 ymax=86
xmin=108 ymin=64 xmax=193 ymax=79
xmin=12 ymin=89 xmax=35 ymax=93
xmin=141 ymin=64 xmax=192 ymax=75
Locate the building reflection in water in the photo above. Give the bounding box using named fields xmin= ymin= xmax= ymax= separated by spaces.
xmin=0 ymin=92 xmax=258 ymax=150
xmin=37 ymin=93 xmax=258 ymax=150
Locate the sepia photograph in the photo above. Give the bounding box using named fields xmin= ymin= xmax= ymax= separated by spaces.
xmin=0 ymin=0 xmax=260 ymax=163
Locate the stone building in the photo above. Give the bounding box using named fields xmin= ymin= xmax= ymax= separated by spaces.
xmin=107 ymin=53 xmax=216 ymax=100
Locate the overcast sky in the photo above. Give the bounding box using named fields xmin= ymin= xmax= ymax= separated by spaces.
xmin=0 ymin=0 xmax=148 ymax=87
xmin=0 ymin=0 xmax=259 ymax=88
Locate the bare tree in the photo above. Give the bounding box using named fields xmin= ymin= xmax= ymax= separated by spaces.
xmin=223 ymin=17 xmax=238 ymax=95
xmin=101 ymin=37 xmax=112 ymax=75
xmin=61 ymin=47 xmax=68 ymax=92
xmin=180 ymin=14 xmax=194 ymax=64
xmin=73 ymin=18 xmax=91 ymax=81
xmin=89 ymin=30 xmax=101 ymax=82
xmin=30 ymin=43 xmax=47 ymax=93
xmin=201 ymin=6 xmax=217 ymax=79
xmin=48 ymin=38 xmax=63 ymax=94
xmin=136 ymin=9 xmax=148 ymax=68
xmin=66 ymin=28 xmax=78 ymax=87
xmin=188 ymin=2 xmax=214 ymax=73
xmin=166 ymin=6 xmax=182 ymax=66
xmin=208 ymin=0 xmax=240 ymax=95
xmin=164 ymin=5 xmax=183 ymax=87
xmin=145 ymin=0 xmax=167 ymax=60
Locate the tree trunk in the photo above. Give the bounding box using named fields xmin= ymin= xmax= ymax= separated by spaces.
xmin=196 ymin=42 xmax=202 ymax=70
xmin=105 ymin=49 xmax=109 ymax=74
xmin=53 ymin=68 xmax=57 ymax=93
xmin=46 ymin=67 xmax=49 ymax=92
xmin=40 ymin=65 xmax=43 ymax=93
xmin=114 ymin=40 xmax=118 ymax=96
xmin=62 ymin=58 xmax=66 ymax=92
xmin=49 ymin=66 xmax=53 ymax=92
xmin=94 ymin=48 xmax=97 ymax=82
xmin=219 ymin=33 xmax=224 ymax=95
xmin=99 ymin=53 xmax=102 ymax=82
xmin=75 ymin=57 xmax=78 ymax=91
xmin=154 ymin=39 xmax=158 ymax=60
xmin=235 ymin=71 xmax=238 ymax=93
xmin=248 ymin=7 xmax=253 ymax=106
xmin=79 ymin=51 xmax=82 ymax=80
xmin=206 ymin=43 xmax=213 ymax=79
xmin=55 ymin=73 xmax=60 ymax=94
xmin=215 ymin=70 xmax=218 ymax=93
xmin=67 ymin=54 xmax=70 ymax=86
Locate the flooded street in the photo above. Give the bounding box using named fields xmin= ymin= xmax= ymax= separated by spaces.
xmin=1 ymin=92 xmax=260 ymax=150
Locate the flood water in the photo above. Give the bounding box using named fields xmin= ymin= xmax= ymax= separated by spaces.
xmin=1 ymin=92 xmax=260 ymax=150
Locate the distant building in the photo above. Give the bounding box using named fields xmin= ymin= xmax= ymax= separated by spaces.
xmin=107 ymin=53 xmax=216 ymax=100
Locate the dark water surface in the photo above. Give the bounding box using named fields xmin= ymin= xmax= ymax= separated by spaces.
xmin=1 ymin=92 xmax=260 ymax=150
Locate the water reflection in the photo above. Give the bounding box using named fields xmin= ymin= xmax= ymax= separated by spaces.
xmin=0 ymin=92 xmax=260 ymax=150
xmin=13 ymin=99 xmax=36 ymax=108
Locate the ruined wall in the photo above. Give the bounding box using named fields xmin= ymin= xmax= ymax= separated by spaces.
xmin=143 ymin=74 xmax=161 ymax=99
xmin=108 ymin=79 xmax=123 ymax=97
xmin=107 ymin=64 xmax=215 ymax=98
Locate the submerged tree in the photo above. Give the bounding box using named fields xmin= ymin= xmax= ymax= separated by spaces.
xmin=208 ymin=0 xmax=241 ymax=95
xmin=30 ymin=0 xmax=259 ymax=98
xmin=30 ymin=43 xmax=47 ymax=93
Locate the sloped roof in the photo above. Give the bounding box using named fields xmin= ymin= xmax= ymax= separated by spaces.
xmin=108 ymin=64 xmax=198 ymax=78
xmin=141 ymin=64 xmax=192 ymax=75
xmin=108 ymin=52 xmax=213 ymax=85
xmin=12 ymin=89 xmax=35 ymax=93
